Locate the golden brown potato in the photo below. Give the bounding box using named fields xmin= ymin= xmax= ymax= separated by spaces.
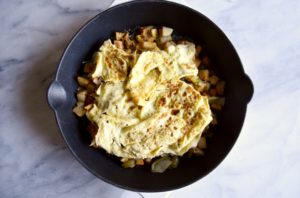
xmin=159 ymin=36 xmax=172 ymax=44
xmin=115 ymin=32 xmax=125 ymax=40
xmin=141 ymin=41 xmax=157 ymax=49
xmin=76 ymin=90 xmax=87 ymax=102
xmin=216 ymin=81 xmax=225 ymax=95
xmin=72 ymin=106 xmax=86 ymax=117
xmin=209 ymin=75 xmax=219 ymax=85
xmin=77 ymin=76 xmax=90 ymax=87
xmin=198 ymin=70 xmax=209 ymax=81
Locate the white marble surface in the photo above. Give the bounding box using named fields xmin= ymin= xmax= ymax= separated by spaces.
xmin=1 ymin=0 xmax=300 ymax=197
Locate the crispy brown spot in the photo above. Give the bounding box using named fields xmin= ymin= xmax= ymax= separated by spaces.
xmin=158 ymin=97 xmax=166 ymax=106
xmin=171 ymin=109 xmax=180 ymax=115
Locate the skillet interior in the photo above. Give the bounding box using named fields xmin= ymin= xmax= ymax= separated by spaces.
xmin=47 ymin=0 xmax=253 ymax=192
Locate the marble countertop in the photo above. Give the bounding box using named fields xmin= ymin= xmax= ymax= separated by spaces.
xmin=1 ymin=0 xmax=300 ymax=197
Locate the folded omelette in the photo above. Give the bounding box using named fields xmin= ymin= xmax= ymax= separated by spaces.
xmin=86 ymin=39 xmax=212 ymax=159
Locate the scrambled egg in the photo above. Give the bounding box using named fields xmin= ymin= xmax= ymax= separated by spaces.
xmin=86 ymin=39 xmax=212 ymax=159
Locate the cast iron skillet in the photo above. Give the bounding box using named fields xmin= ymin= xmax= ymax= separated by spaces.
xmin=47 ymin=0 xmax=253 ymax=192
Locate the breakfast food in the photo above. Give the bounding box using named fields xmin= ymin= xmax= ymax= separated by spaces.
xmin=73 ymin=26 xmax=225 ymax=173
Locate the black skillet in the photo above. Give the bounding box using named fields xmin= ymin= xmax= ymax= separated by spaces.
xmin=47 ymin=0 xmax=254 ymax=192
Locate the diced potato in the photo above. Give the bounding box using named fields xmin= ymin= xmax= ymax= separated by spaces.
xmin=160 ymin=26 xmax=173 ymax=36
xmin=208 ymin=97 xmax=225 ymax=106
xmin=83 ymin=63 xmax=94 ymax=74
xmin=170 ymin=156 xmax=179 ymax=168
xmin=124 ymin=33 xmax=135 ymax=49
xmin=77 ymin=76 xmax=89 ymax=87
xmin=159 ymin=36 xmax=172 ymax=44
xmin=136 ymin=159 xmax=144 ymax=166
xmin=209 ymin=75 xmax=219 ymax=85
xmin=147 ymin=36 xmax=156 ymax=42
xmin=84 ymin=104 xmax=93 ymax=110
xmin=195 ymin=83 xmax=210 ymax=93
xmin=140 ymin=26 xmax=152 ymax=37
xmin=76 ymin=101 xmax=84 ymax=107
xmin=141 ymin=41 xmax=157 ymax=49
xmin=114 ymin=40 xmax=124 ymax=49
xmin=121 ymin=158 xmax=128 ymax=163
xmin=73 ymin=106 xmax=86 ymax=117
xmin=115 ymin=32 xmax=125 ymax=40
xmin=135 ymin=35 xmax=142 ymax=43
xmin=76 ymin=90 xmax=87 ymax=102
xmin=197 ymin=137 xmax=207 ymax=149
xmin=151 ymin=28 xmax=158 ymax=38
xmin=151 ymin=157 xmax=172 ymax=173
xmin=198 ymin=70 xmax=209 ymax=81
xmin=124 ymin=32 xmax=130 ymax=40
xmin=122 ymin=159 xmax=135 ymax=168
xmin=216 ymin=81 xmax=225 ymax=95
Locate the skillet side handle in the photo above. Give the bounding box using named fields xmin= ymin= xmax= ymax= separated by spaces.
xmin=47 ymin=81 xmax=67 ymax=111
xmin=240 ymin=74 xmax=254 ymax=103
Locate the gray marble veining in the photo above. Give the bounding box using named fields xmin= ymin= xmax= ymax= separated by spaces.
xmin=1 ymin=0 xmax=300 ymax=197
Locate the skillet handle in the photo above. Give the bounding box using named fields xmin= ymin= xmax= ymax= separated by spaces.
xmin=47 ymin=81 xmax=67 ymax=111
xmin=240 ymin=74 xmax=254 ymax=103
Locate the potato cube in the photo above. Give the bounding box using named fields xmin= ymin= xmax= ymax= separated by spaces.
xmin=83 ymin=63 xmax=94 ymax=74
xmin=160 ymin=26 xmax=173 ymax=36
xmin=216 ymin=81 xmax=225 ymax=95
xmin=115 ymin=32 xmax=125 ymax=40
xmin=77 ymin=76 xmax=89 ymax=87
xmin=76 ymin=90 xmax=87 ymax=102
xmin=209 ymin=75 xmax=219 ymax=85
xmin=114 ymin=40 xmax=124 ymax=49
xmin=72 ymin=106 xmax=86 ymax=117
xmin=151 ymin=28 xmax=158 ymax=38
xmin=141 ymin=41 xmax=157 ymax=49
xmin=136 ymin=159 xmax=144 ymax=166
xmin=198 ymin=70 xmax=209 ymax=81
xmin=159 ymin=36 xmax=172 ymax=44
